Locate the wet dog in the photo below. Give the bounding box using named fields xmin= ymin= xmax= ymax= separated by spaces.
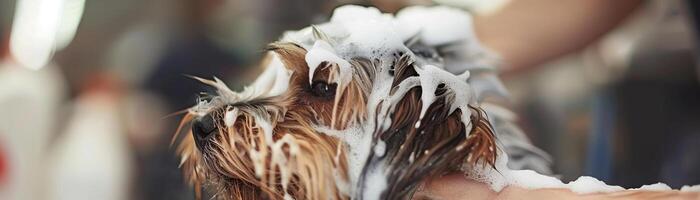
xmin=174 ymin=5 xmax=505 ymax=200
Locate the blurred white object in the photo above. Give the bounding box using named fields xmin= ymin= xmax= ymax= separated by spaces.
xmin=46 ymin=92 xmax=132 ymax=200
xmin=0 ymin=61 xmax=66 ymax=200
xmin=9 ymin=0 xmax=85 ymax=70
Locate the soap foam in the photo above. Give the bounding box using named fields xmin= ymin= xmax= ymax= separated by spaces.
xmin=634 ymin=183 xmax=673 ymax=191
xmin=681 ymin=185 xmax=700 ymax=192
xmin=396 ymin=6 xmax=475 ymax=46
xmin=469 ymin=148 xmax=697 ymax=195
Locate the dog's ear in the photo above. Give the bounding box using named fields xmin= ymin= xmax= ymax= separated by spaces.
xmin=265 ymin=42 xmax=309 ymax=74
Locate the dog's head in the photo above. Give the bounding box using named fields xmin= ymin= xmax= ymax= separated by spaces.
xmin=175 ymin=5 xmax=501 ymax=200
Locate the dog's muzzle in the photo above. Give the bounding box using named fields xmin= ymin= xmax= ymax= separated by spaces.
xmin=192 ymin=114 xmax=217 ymax=149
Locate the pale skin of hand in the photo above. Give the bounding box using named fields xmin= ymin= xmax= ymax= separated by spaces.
xmin=413 ymin=174 xmax=700 ymax=200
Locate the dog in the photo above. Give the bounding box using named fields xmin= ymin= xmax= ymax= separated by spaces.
xmin=174 ymin=5 xmax=551 ymax=200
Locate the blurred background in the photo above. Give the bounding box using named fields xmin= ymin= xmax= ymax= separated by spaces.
xmin=0 ymin=0 xmax=698 ymax=199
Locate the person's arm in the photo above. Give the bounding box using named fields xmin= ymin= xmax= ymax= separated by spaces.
xmin=498 ymin=184 xmax=700 ymax=200
xmin=414 ymin=173 xmax=700 ymax=200
xmin=474 ymin=0 xmax=643 ymax=75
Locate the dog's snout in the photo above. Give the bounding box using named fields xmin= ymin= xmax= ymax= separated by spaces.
xmin=192 ymin=114 xmax=217 ymax=143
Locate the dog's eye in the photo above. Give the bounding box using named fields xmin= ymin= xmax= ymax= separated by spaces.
xmin=311 ymin=81 xmax=337 ymax=98
xmin=197 ymin=92 xmax=213 ymax=103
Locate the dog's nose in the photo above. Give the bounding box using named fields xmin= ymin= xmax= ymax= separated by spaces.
xmin=192 ymin=114 xmax=217 ymax=143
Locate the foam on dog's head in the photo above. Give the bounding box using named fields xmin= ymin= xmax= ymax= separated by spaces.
xmin=176 ymin=5 xmax=500 ymax=200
